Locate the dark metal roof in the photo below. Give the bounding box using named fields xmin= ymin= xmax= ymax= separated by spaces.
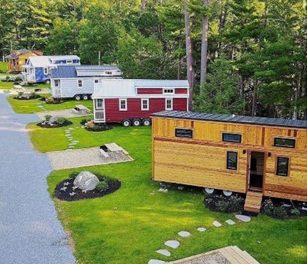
xmin=152 ymin=111 xmax=307 ymax=129
xmin=50 ymin=65 xmax=77 ymax=78
xmin=50 ymin=65 xmax=121 ymax=78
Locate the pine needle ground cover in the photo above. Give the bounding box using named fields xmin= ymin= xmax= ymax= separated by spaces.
xmin=28 ymin=117 xmax=307 ymax=264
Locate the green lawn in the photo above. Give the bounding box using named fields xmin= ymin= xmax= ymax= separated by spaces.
xmin=0 ymin=80 xmax=14 ymax=89
xmin=8 ymin=96 xmax=93 ymax=114
xmin=27 ymin=118 xmax=307 ymax=264
xmin=0 ymin=61 xmax=8 ymax=73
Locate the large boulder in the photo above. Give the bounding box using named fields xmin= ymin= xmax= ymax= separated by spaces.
xmin=73 ymin=171 xmax=100 ymax=191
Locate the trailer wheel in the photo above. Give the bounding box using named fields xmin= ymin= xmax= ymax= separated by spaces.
xmin=142 ymin=118 xmax=151 ymax=126
xmin=204 ymin=188 xmax=215 ymax=194
xmin=82 ymin=94 xmax=89 ymax=100
xmin=75 ymin=95 xmax=81 ymax=101
xmin=121 ymin=119 xmax=131 ymax=127
xmin=132 ymin=119 xmax=141 ymax=126
xmin=223 ymin=190 xmax=233 ymax=197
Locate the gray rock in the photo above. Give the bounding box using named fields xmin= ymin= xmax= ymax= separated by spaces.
xmin=73 ymin=171 xmax=99 ymax=191
xmin=148 ymin=260 xmax=165 ymax=264
xmin=197 ymin=227 xmax=207 ymax=232
xmin=69 ymin=192 xmax=75 ymax=196
xmin=213 ymin=221 xmax=222 ymax=227
xmin=178 ymin=231 xmax=191 ymax=238
xmin=225 ymin=219 xmax=235 ymax=225
xmin=235 ymin=214 xmax=251 ymax=222
xmin=164 ymin=240 xmax=180 ymax=249
xmin=156 ymin=249 xmax=171 ymax=257
xmin=60 ymin=187 xmax=67 ymax=191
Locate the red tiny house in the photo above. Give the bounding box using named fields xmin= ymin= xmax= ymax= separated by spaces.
xmin=92 ymin=79 xmax=189 ymax=126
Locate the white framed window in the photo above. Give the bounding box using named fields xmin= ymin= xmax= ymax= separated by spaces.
xmin=66 ymin=60 xmax=73 ymax=64
xmin=141 ymin=99 xmax=149 ymax=111
xmin=119 ymin=99 xmax=127 ymax=111
xmin=165 ymin=98 xmax=173 ymax=110
xmin=96 ymin=99 xmax=103 ymax=109
xmin=54 ymin=79 xmax=60 ymax=87
xmin=163 ymin=88 xmax=174 ymax=94
xmin=44 ymin=67 xmax=48 ymax=75
xmin=78 ymin=80 xmax=83 ymax=88
xmin=105 ymin=71 xmax=112 ymax=75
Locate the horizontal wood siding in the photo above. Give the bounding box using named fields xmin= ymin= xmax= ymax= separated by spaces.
xmin=105 ymin=98 xmax=188 ymax=123
xmin=152 ymin=116 xmax=307 ymax=201
xmin=175 ymin=88 xmax=188 ymax=94
xmin=137 ymin=88 xmax=163 ymax=94
xmin=153 ymin=140 xmax=247 ymax=193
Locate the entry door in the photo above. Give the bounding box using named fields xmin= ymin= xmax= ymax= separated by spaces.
xmin=248 ymin=151 xmax=265 ymax=191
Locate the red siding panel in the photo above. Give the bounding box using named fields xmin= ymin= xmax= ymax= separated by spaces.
xmin=175 ymin=88 xmax=188 ymax=94
xmin=105 ymin=98 xmax=188 ymax=123
xmin=137 ymin=88 xmax=163 ymax=94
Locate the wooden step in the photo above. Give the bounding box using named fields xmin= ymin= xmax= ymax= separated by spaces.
xmin=244 ymin=191 xmax=263 ymax=213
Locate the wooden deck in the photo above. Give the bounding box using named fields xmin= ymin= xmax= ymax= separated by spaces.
xmin=169 ymin=246 xmax=260 ymax=264
xmin=244 ymin=191 xmax=263 ymax=213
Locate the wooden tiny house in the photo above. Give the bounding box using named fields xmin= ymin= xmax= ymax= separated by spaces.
xmin=151 ymin=111 xmax=307 ymax=213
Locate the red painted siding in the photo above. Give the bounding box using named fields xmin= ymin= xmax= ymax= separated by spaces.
xmin=137 ymin=88 xmax=163 ymax=94
xmin=105 ymin=98 xmax=188 ymax=123
xmin=175 ymin=88 xmax=188 ymax=94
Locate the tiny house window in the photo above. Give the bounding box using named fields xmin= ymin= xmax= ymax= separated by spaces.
xmin=165 ymin=98 xmax=173 ymax=110
xmin=78 ymin=80 xmax=83 ymax=88
xmin=276 ymin=157 xmax=289 ymax=176
xmin=105 ymin=71 xmax=112 ymax=75
xmin=222 ymin=133 xmax=242 ymax=143
xmin=227 ymin=151 xmax=238 ymax=170
xmin=66 ymin=60 xmax=73 ymax=64
xmin=274 ymin=138 xmax=295 ymax=148
xmin=175 ymin=128 xmax=193 ymax=138
xmin=44 ymin=67 xmax=48 ymax=75
xmin=164 ymin=89 xmax=174 ymax=94
xmin=54 ymin=80 xmax=60 ymax=87
xmin=94 ymin=79 xmax=99 ymax=83
xmin=119 ymin=99 xmax=127 ymax=111
xmin=96 ymin=99 xmax=103 ymax=109
xmin=141 ymin=99 xmax=149 ymax=111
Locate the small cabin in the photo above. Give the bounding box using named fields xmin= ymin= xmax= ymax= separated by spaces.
xmin=22 ymin=55 xmax=80 ymax=83
xmin=92 ymin=79 xmax=189 ymax=126
xmin=50 ymin=65 xmax=122 ymax=100
xmin=5 ymin=49 xmax=42 ymax=73
xmin=151 ymin=111 xmax=307 ymax=213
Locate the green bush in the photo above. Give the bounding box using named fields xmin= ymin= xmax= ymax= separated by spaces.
xmin=44 ymin=115 xmax=52 ymax=121
xmin=57 ymin=117 xmax=67 ymax=125
xmin=204 ymin=193 xmax=244 ymax=213
xmin=96 ymin=181 xmax=109 ymax=192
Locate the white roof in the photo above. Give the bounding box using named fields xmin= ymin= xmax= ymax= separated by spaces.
xmin=92 ymin=79 xmax=189 ymax=99
xmin=25 ymin=55 xmax=80 ymax=67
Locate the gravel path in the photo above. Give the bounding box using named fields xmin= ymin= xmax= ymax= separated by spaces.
xmin=36 ymin=109 xmax=91 ymax=120
xmin=47 ymin=147 xmax=133 ymax=170
xmin=0 ymin=93 xmax=75 ymax=264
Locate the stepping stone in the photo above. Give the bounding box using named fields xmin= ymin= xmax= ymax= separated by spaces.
xmin=156 ymin=249 xmax=171 ymax=257
xmin=164 ymin=240 xmax=180 ymax=249
xmin=213 ymin=221 xmax=222 ymax=227
xmin=225 ymin=219 xmax=235 ymax=225
xmin=235 ymin=214 xmax=251 ymax=223
xmin=178 ymin=231 xmax=191 ymax=238
xmin=197 ymin=227 xmax=207 ymax=232
xmin=148 ymin=260 xmax=165 ymax=264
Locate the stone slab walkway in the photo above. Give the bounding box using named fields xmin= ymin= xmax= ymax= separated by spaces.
xmin=0 ymin=93 xmax=75 ymax=264
xmin=47 ymin=147 xmax=133 ymax=170
xmin=36 ymin=108 xmax=91 ymax=120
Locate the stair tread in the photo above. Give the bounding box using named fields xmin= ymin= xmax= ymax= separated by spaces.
xmin=244 ymin=192 xmax=263 ymax=213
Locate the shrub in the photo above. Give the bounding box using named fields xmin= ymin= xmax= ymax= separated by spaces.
xmin=44 ymin=115 xmax=52 ymax=121
xmin=290 ymin=208 xmax=300 ymax=217
xmin=45 ymin=96 xmax=62 ymax=104
xmin=57 ymin=117 xmax=67 ymax=125
xmin=84 ymin=121 xmax=112 ymax=132
xmin=69 ymin=171 xmax=79 ymax=179
xmin=261 ymin=198 xmax=299 ymax=219
xmin=204 ymin=193 xmax=244 ymax=213
xmin=80 ymin=119 xmax=91 ymax=125
xmin=96 ymin=181 xmax=109 ymax=192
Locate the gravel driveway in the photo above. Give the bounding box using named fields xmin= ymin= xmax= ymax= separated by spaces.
xmin=0 ymin=92 xmax=75 ymax=264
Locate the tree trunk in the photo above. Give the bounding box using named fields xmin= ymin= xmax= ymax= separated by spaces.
xmin=200 ymin=0 xmax=209 ymax=85
xmin=184 ymin=0 xmax=195 ymax=110
xmin=251 ymin=80 xmax=257 ymax=116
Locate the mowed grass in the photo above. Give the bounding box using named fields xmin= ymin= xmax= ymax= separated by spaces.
xmin=0 ymin=81 xmax=14 ymax=89
xmin=27 ymin=117 xmax=307 ymax=264
xmin=0 ymin=61 xmax=8 ymax=73
xmin=8 ymin=95 xmax=93 ymax=114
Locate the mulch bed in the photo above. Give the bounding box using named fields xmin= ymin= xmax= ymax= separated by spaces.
xmin=55 ymin=178 xmax=121 ymax=201
xmin=37 ymin=120 xmax=72 ymax=128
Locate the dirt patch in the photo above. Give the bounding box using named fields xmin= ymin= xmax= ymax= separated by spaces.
xmin=55 ymin=178 xmax=121 ymax=201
